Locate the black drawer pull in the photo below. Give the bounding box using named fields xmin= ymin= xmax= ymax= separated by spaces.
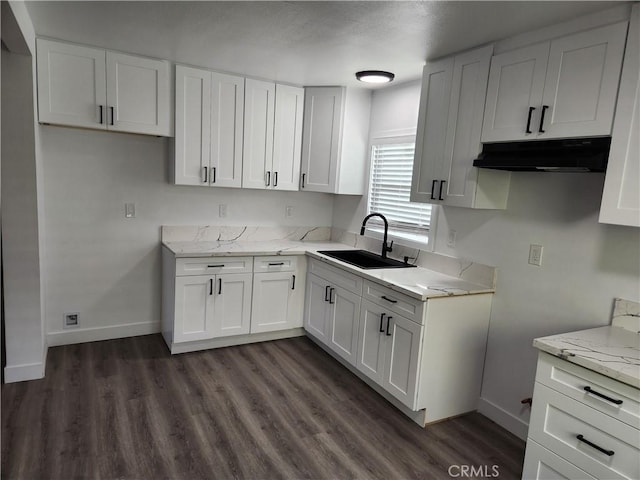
xmin=212 ymin=167 xmax=216 ymax=183
xmin=379 ymin=313 xmax=386 ymax=333
xmin=301 ymin=173 xmax=306 ymax=188
xmin=539 ymin=105 xmax=548 ymax=133
xmin=268 ymin=262 xmax=285 ymax=266
xmin=576 ymin=434 xmax=614 ymax=457
xmin=438 ymin=180 xmax=446 ymax=200
xmin=99 ymin=105 xmax=104 ymax=124
xmin=381 ymin=295 xmax=397 ymax=304
xmin=109 ymin=106 xmax=115 ymax=125
xmin=584 ymin=386 xmax=623 ymax=405
xmin=209 ymin=278 xmax=213 ymax=296
xmin=386 ymin=317 xmax=392 ymax=336
xmin=218 ymin=278 xmax=222 ymax=295
xmin=207 ymin=264 xmax=225 ymax=268
xmin=274 ymin=171 xmax=278 ymax=187
xmin=329 ymin=288 xmax=335 ymax=304
xmin=203 ymin=166 xmax=208 ymax=183
xmin=291 ymin=275 xmax=296 ymax=290
xmin=526 ymin=106 xmax=535 ymax=134
xmin=430 ymin=180 xmax=437 ymax=200
xmin=325 ymin=285 xmax=331 ymax=302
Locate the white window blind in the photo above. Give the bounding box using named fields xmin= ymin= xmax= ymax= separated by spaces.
xmin=368 ymin=141 xmax=432 ymax=235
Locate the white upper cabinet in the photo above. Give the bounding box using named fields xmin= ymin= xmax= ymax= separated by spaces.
xmin=242 ymin=81 xmax=304 ymax=190
xmin=482 ymin=21 xmax=628 ymax=142
xmin=411 ymin=45 xmax=510 ymax=209
xmin=174 ymin=65 xmax=244 ymax=187
xmin=300 ymin=87 xmax=371 ymax=194
xmin=600 ymin=5 xmax=640 ymax=227
xmin=36 ymin=38 xmax=171 ymax=136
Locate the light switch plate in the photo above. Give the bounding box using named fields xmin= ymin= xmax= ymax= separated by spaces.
xmin=219 ymin=204 xmax=227 ymax=218
xmin=528 ymin=244 xmax=543 ymax=266
xmin=125 ymin=203 xmax=135 ymax=218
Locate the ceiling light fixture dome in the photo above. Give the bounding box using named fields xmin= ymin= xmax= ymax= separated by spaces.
xmin=355 ymin=70 xmax=395 ymax=84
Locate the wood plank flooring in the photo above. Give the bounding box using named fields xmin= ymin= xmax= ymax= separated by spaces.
xmin=2 ymin=334 xmax=525 ymax=479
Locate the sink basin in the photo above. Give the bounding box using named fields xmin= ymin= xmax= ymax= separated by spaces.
xmin=317 ymin=250 xmax=417 ymax=269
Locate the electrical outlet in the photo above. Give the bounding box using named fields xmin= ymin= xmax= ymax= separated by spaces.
xmin=219 ymin=204 xmax=227 ymax=218
xmin=63 ymin=312 xmax=79 ymax=329
xmin=285 ymin=206 xmax=294 ymax=217
xmin=528 ymin=244 xmax=543 ymax=266
xmin=447 ymin=229 xmax=457 ymax=247
xmin=125 ymin=203 xmax=135 ymax=218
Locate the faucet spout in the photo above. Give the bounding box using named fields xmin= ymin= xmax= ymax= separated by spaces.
xmin=360 ymin=213 xmax=393 ymax=258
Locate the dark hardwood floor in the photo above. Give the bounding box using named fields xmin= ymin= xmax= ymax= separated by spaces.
xmin=2 ymin=334 xmax=525 ymax=479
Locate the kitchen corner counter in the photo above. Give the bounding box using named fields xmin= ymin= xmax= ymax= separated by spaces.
xmin=162 ymin=239 xmax=494 ymax=301
xmin=534 ymin=326 xmax=640 ymax=389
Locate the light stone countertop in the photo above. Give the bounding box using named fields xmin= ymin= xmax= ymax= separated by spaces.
xmin=534 ymin=326 xmax=640 ymax=389
xmin=162 ymin=240 xmax=494 ymax=301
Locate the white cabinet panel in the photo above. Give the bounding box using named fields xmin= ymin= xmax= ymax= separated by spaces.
xmin=326 ymin=286 xmax=361 ymax=365
xmin=174 ymin=275 xmax=215 ymax=343
xmin=600 ymin=5 xmax=640 ymax=227
xmin=383 ymin=314 xmax=422 ymax=408
xmin=304 ymin=273 xmax=331 ymax=342
xmin=251 ymin=271 xmax=299 ymax=334
xmin=272 ymin=84 xmax=304 ymax=191
xmin=522 ymin=440 xmax=597 ymax=480
xmin=36 ymin=39 xmax=107 ymax=129
xmin=357 ymin=300 xmax=388 ymax=385
xmin=212 ymin=273 xmax=252 ymax=338
xmin=106 ymin=51 xmax=171 ymax=136
xmin=243 ymin=79 xmax=275 ymax=189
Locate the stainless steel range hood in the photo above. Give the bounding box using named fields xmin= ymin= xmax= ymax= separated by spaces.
xmin=473 ymin=137 xmax=611 ymax=172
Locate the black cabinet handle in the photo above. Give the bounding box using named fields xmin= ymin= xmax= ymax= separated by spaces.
xmin=209 ymin=278 xmax=213 ymax=296
xmin=274 ymin=172 xmax=278 ymax=187
xmin=576 ymin=434 xmax=614 ymax=457
xmin=268 ymin=262 xmax=285 ymax=266
xmin=386 ymin=317 xmax=393 ymax=336
xmin=583 ymin=386 xmax=623 ymax=405
xmin=109 ymin=106 xmax=115 ymax=126
xmin=539 ymin=105 xmax=548 ymax=133
xmin=381 ymin=295 xmax=397 ymax=304
xmin=218 ymin=278 xmax=222 ymax=295
xmin=526 ymin=106 xmax=535 ymax=134
xmin=379 ymin=313 xmax=386 ymax=333
xmin=212 ymin=167 xmax=216 ymax=184
xmin=207 ymin=264 xmax=225 ymax=268
xmin=325 ymin=285 xmax=331 ymax=302
xmin=430 ymin=180 xmax=438 ymax=200
xmin=329 ymin=288 xmax=335 ymax=304
xmin=203 ymin=166 xmax=208 ymax=183
xmin=266 ymin=171 xmax=271 ymax=187
xmin=291 ymin=275 xmax=296 ymax=290
xmin=301 ymin=173 xmax=306 ymax=189
xmin=438 ymin=180 xmax=446 ymax=201
xmin=99 ymin=105 xmax=104 ymax=124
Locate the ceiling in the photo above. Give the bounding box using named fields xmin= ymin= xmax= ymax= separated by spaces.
xmin=24 ymin=1 xmax=621 ymax=88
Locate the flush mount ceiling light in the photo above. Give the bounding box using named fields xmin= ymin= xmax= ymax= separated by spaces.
xmin=355 ymin=70 xmax=395 ymax=84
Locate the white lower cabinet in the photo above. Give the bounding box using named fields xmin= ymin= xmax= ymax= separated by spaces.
xmin=522 ymin=440 xmax=596 ymax=480
xmin=304 ymin=258 xmax=493 ymax=423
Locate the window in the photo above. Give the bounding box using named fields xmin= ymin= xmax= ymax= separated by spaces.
xmin=367 ymin=136 xmax=433 ymax=247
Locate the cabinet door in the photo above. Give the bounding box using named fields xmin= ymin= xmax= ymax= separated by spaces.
xmin=540 ymin=22 xmax=627 ymax=139
xmin=272 ymin=84 xmax=304 ymax=191
xmin=481 ymin=42 xmax=549 ymax=142
xmin=242 ymin=79 xmax=275 ymax=189
xmin=382 ymin=314 xmax=422 ymax=409
xmin=210 ymin=72 xmax=244 ymax=188
xmin=304 ymin=273 xmax=330 ymax=342
xmin=356 ymin=300 xmax=387 ymax=385
xmin=36 ymin=39 xmax=107 ymax=129
xmin=326 ymin=285 xmax=361 ymax=366
xmin=106 ymin=51 xmax=171 ymax=136
xmin=174 ymin=65 xmax=211 ymax=186
xmin=174 ymin=275 xmax=215 ymax=343
xmin=251 ymin=272 xmax=297 ymax=334
xmin=410 ymin=58 xmax=453 ymax=203
xmin=600 ymin=7 xmax=640 ymax=227
xmin=522 ymin=440 xmax=597 ymax=480
xmin=440 ymin=46 xmax=493 ymax=208
xmin=300 ymin=87 xmax=344 ymax=193
xmin=212 ymin=273 xmax=252 ymax=338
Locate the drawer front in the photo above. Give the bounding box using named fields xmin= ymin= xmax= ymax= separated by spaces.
xmin=522 ymin=439 xmax=596 ymax=480
xmin=529 ymin=383 xmax=639 ymax=480
xmin=308 ymin=259 xmax=363 ymax=295
xmin=536 ymin=352 xmax=640 ymax=429
xmin=176 ymin=256 xmax=253 ymax=276
xmin=362 ymin=280 xmax=424 ymax=325
xmin=253 ymin=256 xmax=297 ymax=273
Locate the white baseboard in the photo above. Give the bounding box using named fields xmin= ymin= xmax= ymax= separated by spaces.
xmin=47 ymin=321 xmax=161 ymax=347
xmin=477 ymin=397 xmax=529 ymax=441
xmin=4 ymin=361 xmax=45 ymax=383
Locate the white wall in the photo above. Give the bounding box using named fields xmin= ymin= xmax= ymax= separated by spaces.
xmin=333 ymin=79 xmax=640 ymax=439
xmin=39 ymin=126 xmax=333 ymax=344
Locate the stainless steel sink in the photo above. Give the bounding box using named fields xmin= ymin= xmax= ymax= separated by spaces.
xmin=317 ymin=250 xmax=416 ymax=269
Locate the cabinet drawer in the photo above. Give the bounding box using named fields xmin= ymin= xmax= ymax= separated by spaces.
xmin=522 ymin=439 xmax=596 ymax=480
xmin=309 ymin=259 xmax=363 ymax=295
xmin=536 ymin=352 xmax=640 ymax=429
xmin=176 ymin=256 xmax=253 ymax=276
xmin=362 ymin=280 xmax=424 ymax=325
xmin=529 ymin=383 xmax=639 ymax=480
xmin=253 ymin=256 xmax=297 ymax=273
